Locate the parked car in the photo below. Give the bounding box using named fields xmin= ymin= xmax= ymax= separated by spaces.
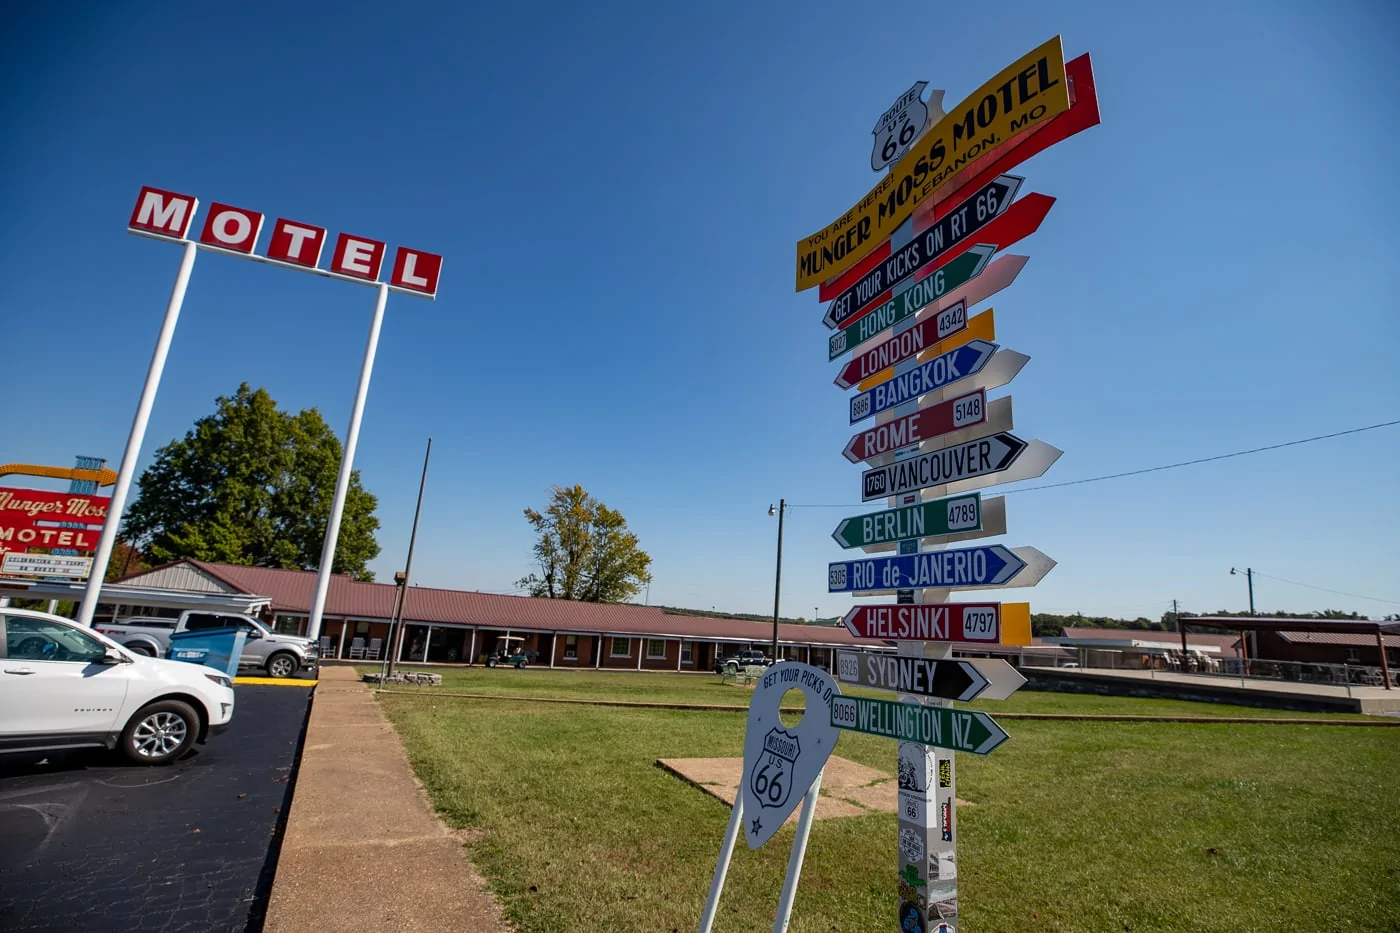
xmin=97 ymin=609 xmax=317 ymax=678
xmin=0 ymin=608 xmax=235 ymax=764
xmin=714 ymin=650 xmax=774 ymax=674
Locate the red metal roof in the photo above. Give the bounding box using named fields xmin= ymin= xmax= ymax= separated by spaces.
xmin=170 ymin=561 xmax=869 ymax=647
xmin=1060 ymin=626 xmax=1240 ymax=651
xmin=1275 ymin=631 xmax=1400 ymax=648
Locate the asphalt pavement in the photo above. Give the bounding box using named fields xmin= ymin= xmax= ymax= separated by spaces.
xmin=0 ymin=682 xmax=313 ymax=933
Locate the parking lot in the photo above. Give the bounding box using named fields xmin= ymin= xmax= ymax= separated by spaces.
xmin=0 ymin=682 xmax=313 ymax=932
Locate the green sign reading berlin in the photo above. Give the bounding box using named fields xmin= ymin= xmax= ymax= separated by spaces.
xmin=830 ymin=493 xmax=981 ymax=549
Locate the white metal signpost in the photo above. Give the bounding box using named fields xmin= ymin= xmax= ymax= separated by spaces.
xmin=74 ymin=187 xmax=442 ymax=634
xmin=705 ymin=37 xmax=1096 ymax=933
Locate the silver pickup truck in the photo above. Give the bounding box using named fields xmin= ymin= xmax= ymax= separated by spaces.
xmin=96 ymin=610 xmax=318 ymax=678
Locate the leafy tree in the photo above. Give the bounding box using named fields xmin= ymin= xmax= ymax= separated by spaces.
xmin=122 ymin=384 xmax=380 ymax=580
xmin=517 ymin=484 xmax=651 ymax=602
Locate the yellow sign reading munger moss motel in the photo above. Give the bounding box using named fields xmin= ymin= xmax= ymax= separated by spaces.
xmin=793 ymin=36 xmax=1070 ymax=292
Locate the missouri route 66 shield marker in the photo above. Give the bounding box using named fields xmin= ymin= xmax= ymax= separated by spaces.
xmin=741 ymin=662 xmax=843 ymax=849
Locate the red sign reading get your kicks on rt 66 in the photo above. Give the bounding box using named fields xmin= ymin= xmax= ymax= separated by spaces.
xmin=128 ymin=186 xmax=443 ymax=298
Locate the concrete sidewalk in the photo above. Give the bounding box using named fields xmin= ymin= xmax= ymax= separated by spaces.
xmin=265 ymin=667 xmax=507 ymax=932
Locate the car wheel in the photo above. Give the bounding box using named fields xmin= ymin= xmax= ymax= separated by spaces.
xmin=120 ymin=700 xmax=199 ymax=765
xmin=127 ymin=644 xmax=155 ymax=657
xmin=265 ymin=652 xmax=298 ymax=678
xmin=486 ymin=658 xmax=497 ymax=668
xmin=725 ymin=661 xmax=739 ymax=675
xmin=515 ymin=660 xmax=527 ymax=669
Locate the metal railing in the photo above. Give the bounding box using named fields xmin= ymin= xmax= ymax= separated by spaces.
xmin=1020 ymin=647 xmax=1396 ymax=693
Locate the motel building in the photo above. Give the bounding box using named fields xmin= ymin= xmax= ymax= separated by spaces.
xmin=1 ymin=559 xmax=1067 ymax=673
xmin=6 ymin=559 xmax=870 ymax=671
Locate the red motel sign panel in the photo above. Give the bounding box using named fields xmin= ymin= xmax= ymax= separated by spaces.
xmin=127 ymin=187 xmax=442 ymax=299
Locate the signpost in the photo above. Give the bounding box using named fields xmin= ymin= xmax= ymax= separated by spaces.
xmin=836 ymin=651 xmax=1027 ymax=702
xmin=831 ymin=493 xmax=982 ymax=549
xmin=828 ymin=545 xmax=1056 ymax=594
xmin=822 ymin=175 xmax=1022 ymax=331
xmin=830 ymin=696 xmax=1009 ymax=755
xmin=841 ymin=602 xmax=1031 ymax=645
xmin=849 ymin=340 xmax=997 ymax=424
xmin=715 ymin=36 xmax=1097 ymax=933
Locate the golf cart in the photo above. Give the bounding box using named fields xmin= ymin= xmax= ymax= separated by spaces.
xmin=484 ymin=635 xmax=539 ymax=669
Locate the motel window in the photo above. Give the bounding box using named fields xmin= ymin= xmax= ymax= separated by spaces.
xmin=681 ymin=641 xmax=693 ymax=664
xmin=647 ymin=638 xmax=667 ymax=659
xmin=610 ymin=637 xmax=631 ymax=658
xmin=564 ymin=635 xmax=578 ymax=660
xmin=274 ymin=614 xmax=306 ymax=636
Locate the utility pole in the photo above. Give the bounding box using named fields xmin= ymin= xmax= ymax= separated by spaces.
xmin=1171 ymin=599 xmax=1179 ymax=631
xmin=768 ymin=500 xmax=785 ymax=661
xmin=384 ymin=438 xmax=432 ymax=679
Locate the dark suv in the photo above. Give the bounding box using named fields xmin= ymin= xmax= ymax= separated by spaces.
xmin=714 ymin=649 xmax=773 ymax=674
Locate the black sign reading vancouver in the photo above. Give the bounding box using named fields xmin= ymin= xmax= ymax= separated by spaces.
xmin=823 ymin=174 xmax=1023 ymax=330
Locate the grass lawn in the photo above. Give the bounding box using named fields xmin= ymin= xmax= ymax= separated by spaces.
xmin=367 ymin=666 xmax=1400 ymax=932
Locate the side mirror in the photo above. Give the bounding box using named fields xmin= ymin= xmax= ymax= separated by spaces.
xmin=244 ymin=628 xmax=263 ymax=640
xmin=100 ymin=648 xmax=130 ymax=665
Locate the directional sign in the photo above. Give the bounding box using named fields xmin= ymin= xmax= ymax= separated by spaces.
xmin=832 ymin=493 xmax=981 ymax=549
xmin=849 ymin=340 xmax=996 ymax=425
xmin=830 ymin=695 xmax=1009 ymax=755
xmin=828 ymin=248 xmax=992 ymax=362
xmin=845 ymin=306 xmax=995 ymax=394
xmin=814 ymin=50 xmax=1100 ymax=303
xmin=823 ymin=175 xmax=1022 ymax=331
xmin=862 ymin=432 xmax=1026 ymax=502
xmin=841 ymin=602 xmax=1030 ymax=644
xmin=843 ymin=392 xmax=985 ymax=463
xmin=836 ymin=652 xmax=1026 ymax=702
xmin=822 ymin=192 xmax=1054 ymax=336
xmin=828 ymin=545 xmax=1055 ymax=594
xmin=794 ymin=35 xmax=1070 ymax=291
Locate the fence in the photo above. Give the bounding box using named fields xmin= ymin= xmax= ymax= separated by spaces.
xmin=1020 ymin=646 xmax=1396 ymax=692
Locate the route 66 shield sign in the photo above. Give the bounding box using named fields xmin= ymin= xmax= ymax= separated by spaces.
xmin=872 ymin=81 xmax=930 ymax=172
xmin=741 ymin=662 xmax=842 ymax=849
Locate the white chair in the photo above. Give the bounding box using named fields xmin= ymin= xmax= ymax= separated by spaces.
xmin=365 ymin=638 xmax=383 ymax=661
xmin=348 ymin=637 xmax=366 ymax=660
xmin=319 ymin=636 xmax=334 ymax=659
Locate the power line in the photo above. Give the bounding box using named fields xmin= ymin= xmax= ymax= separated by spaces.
xmin=789 ymin=419 xmax=1399 ymax=508
xmin=1250 ymin=571 xmax=1400 ymax=607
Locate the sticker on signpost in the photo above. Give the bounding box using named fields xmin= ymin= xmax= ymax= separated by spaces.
xmin=740 ymin=662 xmax=842 ymax=850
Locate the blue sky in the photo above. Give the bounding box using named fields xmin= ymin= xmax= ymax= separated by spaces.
xmin=2 ymin=0 xmax=1396 ymax=622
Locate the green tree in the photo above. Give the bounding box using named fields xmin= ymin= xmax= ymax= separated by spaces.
xmin=122 ymin=383 xmax=380 ymax=579
xmin=517 ymin=484 xmax=652 ymax=602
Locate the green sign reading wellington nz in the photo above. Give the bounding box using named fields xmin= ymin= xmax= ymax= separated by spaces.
xmin=831 ymin=493 xmax=981 ymax=549
xmin=829 ymin=694 xmax=1008 ymax=754
xmin=828 ymin=244 xmax=994 ymax=361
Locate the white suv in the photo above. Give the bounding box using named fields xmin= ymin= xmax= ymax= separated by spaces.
xmin=0 ymin=608 xmax=235 ymax=765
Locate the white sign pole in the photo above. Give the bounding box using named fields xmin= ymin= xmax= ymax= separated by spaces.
xmin=76 ymin=239 xmax=198 ymax=626
xmin=697 ymin=796 xmax=744 ymax=933
xmin=307 ymin=281 xmax=389 ymax=641
xmin=772 ymin=769 xmax=824 ymax=933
